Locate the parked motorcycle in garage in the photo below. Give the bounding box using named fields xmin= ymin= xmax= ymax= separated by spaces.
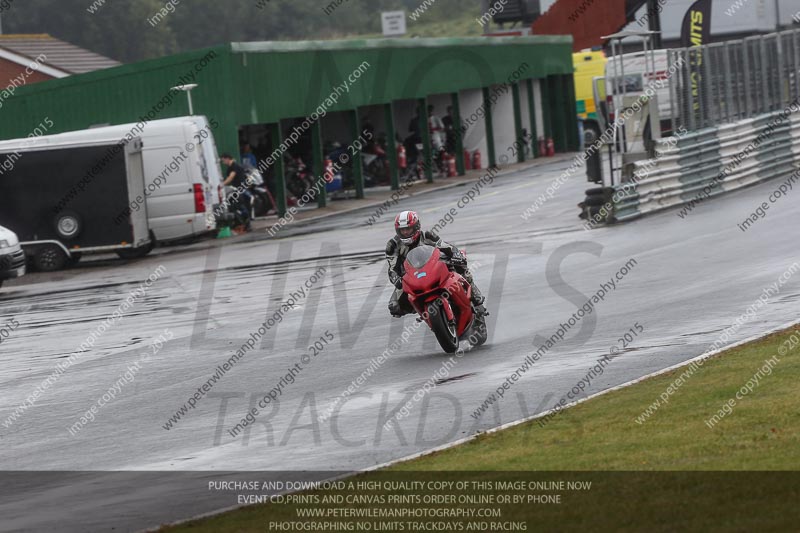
xmin=244 ymin=167 xmax=275 ymax=217
xmin=221 ymin=185 xmax=254 ymax=230
xmin=401 ymin=244 xmax=487 ymax=353
xmin=285 ymin=156 xmax=315 ymax=200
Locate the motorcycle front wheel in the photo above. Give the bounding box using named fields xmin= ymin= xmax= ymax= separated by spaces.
xmin=427 ymin=299 xmax=459 ymax=354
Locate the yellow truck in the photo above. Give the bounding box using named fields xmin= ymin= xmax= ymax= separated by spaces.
xmin=572 ymin=49 xmax=606 ymax=137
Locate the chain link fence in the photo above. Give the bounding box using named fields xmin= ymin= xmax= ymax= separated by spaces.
xmin=669 ymin=29 xmax=800 ymax=132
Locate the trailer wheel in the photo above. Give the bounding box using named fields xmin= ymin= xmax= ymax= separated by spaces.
xmin=33 ymin=244 xmax=67 ymax=272
xmin=55 ymin=211 xmax=82 ymax=240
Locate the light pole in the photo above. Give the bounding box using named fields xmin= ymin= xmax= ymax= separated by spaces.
xmin=171 ymin=83 xmax=198 ymax=115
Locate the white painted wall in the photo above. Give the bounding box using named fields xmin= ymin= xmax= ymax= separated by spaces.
xmin=458 ymin=88 xmax=489 ymax=167
xmin=489 ymin=83 xmax=516 ymax=166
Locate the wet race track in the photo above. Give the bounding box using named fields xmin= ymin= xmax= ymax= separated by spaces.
xmin=0 ymin=155 xmax=798 ymax=531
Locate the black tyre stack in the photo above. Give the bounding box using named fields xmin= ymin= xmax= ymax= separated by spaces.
xmin=578 ymin=186 xmax=615 ymax=225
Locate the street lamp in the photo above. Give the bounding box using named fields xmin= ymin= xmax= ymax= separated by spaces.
xmin=171 ymin=83 xmax=198 ymax=115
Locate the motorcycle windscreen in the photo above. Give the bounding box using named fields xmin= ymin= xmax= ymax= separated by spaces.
xmin=407 ymin=245 xmax=435 ymax=269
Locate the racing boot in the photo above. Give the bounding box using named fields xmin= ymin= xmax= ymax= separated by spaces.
xmin=470 ymin=283 xmax=488 ymax=316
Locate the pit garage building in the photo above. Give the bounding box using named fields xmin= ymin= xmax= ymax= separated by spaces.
xmin=0 ymin=36 xmax=577 ymax=216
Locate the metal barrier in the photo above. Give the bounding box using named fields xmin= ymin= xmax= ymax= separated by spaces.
xmin=578 ymin=29 xmax=800 ymax=225
xmin=669 ymin=29 xmax=800 ymax=131
xmin=608 ymin=107 xmax=799 ymax=222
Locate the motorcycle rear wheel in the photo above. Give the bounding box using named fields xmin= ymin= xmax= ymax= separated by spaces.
xmin=428 ymin=300 xmax=459 ymax=354
xmin=253 ymin=193 xmax=274 ymax=217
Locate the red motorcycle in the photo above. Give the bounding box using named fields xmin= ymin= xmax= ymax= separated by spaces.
xmin=402 ymin=245 xmax=487 ymax=353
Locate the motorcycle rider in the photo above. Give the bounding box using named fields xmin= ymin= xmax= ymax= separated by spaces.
xmin=386 ymin=210 xmax=485 ymax=317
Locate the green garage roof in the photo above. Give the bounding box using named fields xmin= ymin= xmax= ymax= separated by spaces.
xmin=0 ymin=36 xmax=573 ymax=157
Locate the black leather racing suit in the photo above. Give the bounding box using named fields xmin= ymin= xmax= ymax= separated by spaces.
xmin=386 ymin=230 xmax=484 ymax=317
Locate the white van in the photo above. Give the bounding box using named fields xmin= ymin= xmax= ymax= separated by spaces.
xmin=601 ymin=49 xmax=673 ymax=134
xmin=0 ymin=116 xmax=223 ymax=245
xmin=70 ymin=116 xmax=223 ymax=243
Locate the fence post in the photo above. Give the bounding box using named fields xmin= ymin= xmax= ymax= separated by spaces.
xmin=713 ymin=46 xmax=724 ymax=123
xmin=775 ymin=33 xmax=788 ymax=109
xmin=684 ymin=48 xmax=695 ymax=131
xmin=793 ymin=32 xmax=799 ymax=101
xmin=702 ymin=44 xmax=712 ymax=128
xmin=723 ymin=43 xmax=734 ymax=122
xmin=668 ymin=50 xmax=677 ymax=131
xmin=743 ymin=40 xmax=752 ymax=118
xmin=760 ymin=37 xmax=770 ymax=113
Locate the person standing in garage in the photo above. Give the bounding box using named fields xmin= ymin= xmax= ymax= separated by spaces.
xmin=221 ymin=154 xmax=252 ymax=233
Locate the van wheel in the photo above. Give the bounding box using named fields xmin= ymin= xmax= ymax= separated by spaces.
xmin=33 ymin=245 xmax=68 ymax=272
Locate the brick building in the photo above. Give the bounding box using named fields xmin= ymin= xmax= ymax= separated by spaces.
xmin=0 ymin=34 xmax=120 ymax=89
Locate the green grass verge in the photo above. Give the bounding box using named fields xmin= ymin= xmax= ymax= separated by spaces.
xmin=162 ymin=326 xmax=800 ymax=532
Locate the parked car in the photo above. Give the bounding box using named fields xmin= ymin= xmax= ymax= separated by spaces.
xmin=0 ymin=225 xmax=26 ymax=288
xmin=0 ymin=137 xmax=151 ymax=271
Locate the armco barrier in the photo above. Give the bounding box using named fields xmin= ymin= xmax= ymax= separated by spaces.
xmin=600 ymin=107 xmax=800 ymax=223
